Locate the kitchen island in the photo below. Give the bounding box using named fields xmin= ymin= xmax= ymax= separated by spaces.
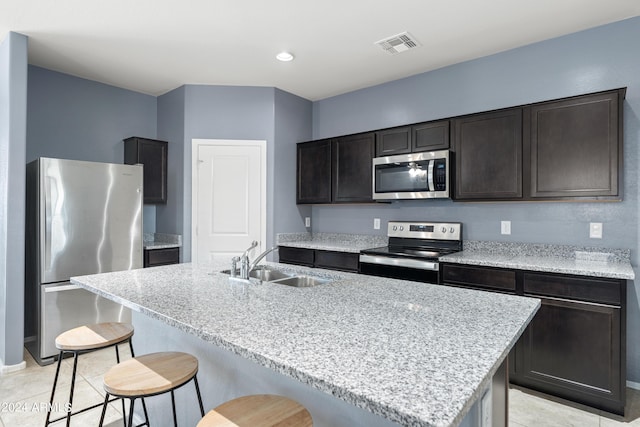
xmin=71 ymin=260 xmax=539 ymax=427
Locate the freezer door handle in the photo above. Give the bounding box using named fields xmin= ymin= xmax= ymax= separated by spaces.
xmin=44 ymin=284 xmax=81 ymax=293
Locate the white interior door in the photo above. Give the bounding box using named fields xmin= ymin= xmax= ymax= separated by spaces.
xmin=192 ymin=139 xmax=266 ymax=264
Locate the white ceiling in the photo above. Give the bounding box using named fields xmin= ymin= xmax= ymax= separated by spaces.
xmin=1 ymin=0 xmax=639 ymax=101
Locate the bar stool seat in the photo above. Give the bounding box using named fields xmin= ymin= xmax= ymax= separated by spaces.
xmin=197 ymin=394 xmax=313 ymax=427
xmin=100 ymin=351 xmax=204 ymax=427
xmin=55 ymin=322 xmax=134 ymax=351
xmin=46 ymin=322 xmax=135 ymax=427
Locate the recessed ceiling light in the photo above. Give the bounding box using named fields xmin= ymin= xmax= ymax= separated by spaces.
xmin=276 ymin=52 xmax=294 ymax=62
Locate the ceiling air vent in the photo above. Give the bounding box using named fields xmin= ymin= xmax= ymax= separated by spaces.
xmin=375 ymin=32 xmax=421 ymax=55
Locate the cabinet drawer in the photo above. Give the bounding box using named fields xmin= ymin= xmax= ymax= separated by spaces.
xmin=441 ymin=264 xmax=516 ymax=293
xmin=278 ymin=246 xmax=314 ymax=267
xmin=144 ymin=247 xmax=180 ymax=267
xmin=315 ymin=250 xmax=359 ymax=272
xmin=523 ymin=272 xmax=622 ymax=305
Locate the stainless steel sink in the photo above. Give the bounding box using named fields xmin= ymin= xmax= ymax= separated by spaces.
xmin=220 ymin=267 xmax=330 ymax=287
xmin=249 ymin=267 xmax=293 ymax=281
xmin=270 ymin=275 xmax=331 ymax=288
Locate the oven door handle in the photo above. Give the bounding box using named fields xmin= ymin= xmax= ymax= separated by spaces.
xmin=359 ymin=254 xmax=438 ymax=271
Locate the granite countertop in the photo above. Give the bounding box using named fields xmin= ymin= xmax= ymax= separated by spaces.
xmin=440 ymin=241 xmax=635 ymax=280
xmin=143 ymin=232 xmax=182 ymax=250
xmin=71 ymin=260 xmax=539 ymax=427
xmin=277 ymin=232 xmax=387 ymax=253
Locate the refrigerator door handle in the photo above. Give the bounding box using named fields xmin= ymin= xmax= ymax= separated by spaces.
xmin=44 ymin=284 xmax=81 ymax=293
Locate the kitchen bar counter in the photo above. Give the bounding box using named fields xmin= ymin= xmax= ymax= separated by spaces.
xmin=72 ymin=261 xmax=539 ymax=427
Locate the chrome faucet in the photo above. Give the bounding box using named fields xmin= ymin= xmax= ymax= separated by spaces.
xmin=235 ymin=241 xmax=258 ymax=280
xmin=249 ymin=246 xmax=279 ymax=272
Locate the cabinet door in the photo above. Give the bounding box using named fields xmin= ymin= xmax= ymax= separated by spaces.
xmin=412 ymin=120 xmax=450 ymax=152
xmin=332 ymin=133 xmax=375 ymax=203
xmin=144 ymin=247 xmax=180 ymax=267
xmin=517 ymin=296 xmax=623 ymax=414
xmin=124 ymin=137 xmax=168 ymax=204
xmin=296 ymin=140 xmax=331 ymax=204
xmin=278 ymin=246 xmax=314 ymax=267
xmin=315 ymin=250 xmax=359 ymax=272
xmin=440 ymin=263 xmax=516 ymax=294
xmin=528 ymin=90 xmax=622 ymax=199
xmin=454 ymin=109 xmax=522 ymax=200
xmin=376 ymin=127 xmax=411 ymax=156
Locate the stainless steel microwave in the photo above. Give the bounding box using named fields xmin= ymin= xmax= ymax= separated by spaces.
xmin=372 ymin=150 xmax=450 ymax=200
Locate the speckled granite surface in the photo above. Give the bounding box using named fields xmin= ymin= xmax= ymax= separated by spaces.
xmin=277 ymin=232 xmax=387 ymax=253
xmin=71 ymin=260 xmax=539 ymax=427
xmin=143 ymin=232 xmax=182 ymax=250
xmin=441 ymin=241 xmax=634 ymax=280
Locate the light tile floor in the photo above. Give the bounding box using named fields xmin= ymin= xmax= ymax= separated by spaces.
xmin=3 ymin=347 xmax=640 ymax=426
xmin=510 ymin=385 xmax=640 ymax=427
xmin=0 ymin=346 xmax=128 ymax=426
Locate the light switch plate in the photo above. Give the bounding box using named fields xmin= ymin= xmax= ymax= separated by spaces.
xmin=590 ymin=222 xmax=603 ymax=239
xmin=501 ymin=220 xmax=511 ymax=235
xmin=305 ymin=217 xmax=311 ymax=228
xmin=374 ymin=218 xmax=381 ymax=230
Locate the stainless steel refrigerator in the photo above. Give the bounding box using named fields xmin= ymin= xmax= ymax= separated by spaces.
xmin=25 ymin=157 xmax=143 ymax=365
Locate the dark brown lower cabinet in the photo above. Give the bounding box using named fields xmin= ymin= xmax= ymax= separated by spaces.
xmin=440 ymin=263 xmax=626 ymax=415
xmin=512 ymin=272 xmax=625 ymax=415
xmin=278 ymin=246 xmax=359 ymax=272
xmin=144 ymin=247 xmax=180 ymax=268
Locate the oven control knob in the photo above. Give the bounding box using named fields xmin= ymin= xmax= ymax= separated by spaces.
xmin=441 ymin=227 xmax=447 ymax=233
xmin=450 ymin=227 xmax=455 ymax=233
xmin=392 ymin=226 xmax=398 ymax=231
xmin=399 ymin=226 xmax=404 ymax=231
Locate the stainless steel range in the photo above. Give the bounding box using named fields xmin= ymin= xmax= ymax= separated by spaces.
xmin=359 ymin=221 xmax=462 ymax=284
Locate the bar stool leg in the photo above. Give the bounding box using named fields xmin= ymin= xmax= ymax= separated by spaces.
xmin=114 ymin=344 xmax=128 ymax=422
xmin=98 ymin=393 xmax=110 ymax=427
xmin=171 ymin=390 xmax=178 ymax=427
xmin=193 ymin=375 xmax=205 ymax=417
xmin=128 ymin=398 xmax=136 ymax=427
xmin=65 ymin=352 xmax=79 ymax=427
xmin=45 ymin=350 xmax=64 ymax=426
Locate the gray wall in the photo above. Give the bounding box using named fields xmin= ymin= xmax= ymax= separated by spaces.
xmin=156 ymin=85 xmax=186 ymax=242
xmin=26 ymin=66 xmax=159 ymax=232
xmin=0 ymin=32 xmax=27 ymax=368
xmin=274 ymin=88 xmax=312 ymax=235
xmin=311 ymin=17 xmax=640 ymax=381
xmin=26 ymin=66 xmax=157 ymax=163
xmin=158 ymin=85 xmax=276 ymax=261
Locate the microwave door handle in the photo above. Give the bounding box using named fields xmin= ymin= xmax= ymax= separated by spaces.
xmin=427 ymin=160 xmax=435 ymax=192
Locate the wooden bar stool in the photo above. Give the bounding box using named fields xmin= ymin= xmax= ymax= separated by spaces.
xmin=45 ymin=322 xmax=136 ymax=427
xmin=99 ymin=351 xmax=205 ymax=427
xmin=197 ymin=394 xmax=313 ymax=427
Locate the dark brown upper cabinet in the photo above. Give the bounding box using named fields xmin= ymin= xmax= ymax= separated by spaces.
xmin=526 ymin=89 xmax=623 ymax=200
xmin=124 ymin=137 xmax=168 ymax=204
xmin=376 ymin=126 xmax=412 ymax=156
xmin=412 ymin=120 xmax=450 ymax=152
xmin=297 ymin=133 xmax=375 ymax=204
xmin=375 ymin=120 xmax=449 ymax=156
xmin=453 ymin=109 xmax=523 ymax=200
xmin=332 ymin=133 xmax=375 ymax=203
xmin=296 ymin=139 xmax=332 ymax=204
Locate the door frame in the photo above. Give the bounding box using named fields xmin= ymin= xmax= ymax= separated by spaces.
xmin=191 ymin=139 xmax=267 ymax=264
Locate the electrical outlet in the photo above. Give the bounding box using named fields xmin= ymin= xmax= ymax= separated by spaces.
xmin=305 ymin=217 xmax=311 ymax=228
xmin=374 ymin=218 xmax=381 ymax=230
xmin=590 ymin=222 xmax=603 ymax=239
xmin=501 ymin=221 xmax=511 ymax=235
